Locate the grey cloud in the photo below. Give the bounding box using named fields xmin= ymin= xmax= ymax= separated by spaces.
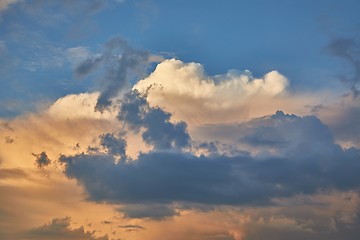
xmin=22 ymin=217 xmax=108 ymax=240
xmin=100 ymin=133 xmax=127 ymax=162
xmin=60 ymin=152 xmax=240 ymax=206
xmin=326 ymin=37 xmax=360 ymax=97
xmin=33 ymin=151 xmax=51 ymax=168
xmin=240 ymin=111 xmax=336 ymax=155
xmin=198 ymin=111 xmax=336 ymax=158
xmin=74 ymin=56 xmax=103 ymax=77
xmin=195 ymin=141 xmax=250 ymax=157
xmin=59 ymin=111 xmax=360 ymax=221
xmin=118 ymin=204 xmax=178 ymax=220
xmin=118 ymin=90 xmax=190 ymax=150
xmin=74 ymin=38 xmax=151 ymax=111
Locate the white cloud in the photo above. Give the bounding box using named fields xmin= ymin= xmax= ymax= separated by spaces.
xmin=136 ymin=59 xmax=288 ymax=99
xmin=47 ymin=92 xmax=118 ymax=120
xmin=134 ymin=59 xmax=318 ymax=126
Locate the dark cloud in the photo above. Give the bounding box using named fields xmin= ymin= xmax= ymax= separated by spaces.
xmin=33 ymin=151 xmax=51 ymax=168
xmin=74 ymin=38 xmax=151 ymax=111
xmin=22 ymin=217 xmax=108 ymax=240
xmin=240 ymin=111 xmax=336 ymax=155
xmin=100 ymin=133 xmax=127 ymax=162
xmin=326 ymin=37 xmax=360 ymax=97
xmin=74 ymin=56 xmax=103 ymax=77
xmin=59 ymin=111 xmax=360 ymax=219
xmin=118 ymin=90 xmax=190 ymax=150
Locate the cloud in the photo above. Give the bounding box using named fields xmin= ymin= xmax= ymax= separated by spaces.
xmin=314 ymin=95 xmax=360 ymax=148
xmin=196 ymin=110 xmax=335 ymax=157
xmin=21 ymin=217 xmax=108 ymax=240
xmin=59 ymin=110 xmax=360 ymax=220
xmin=0 ymin=92 xmax=118 ymax=169
xmin=100 ymin=133 xmax=127 ymax=161
xmin=118 ymin=90 xmax=190 ymax=150
xmin=33 ymin=151 xmax=51 ymax=168
xmin=326 ymin=37 xmax=360 ymax=97
xmin=47 ymin=92 xmax=118 ymax=120
xmin=73 ymin=38 xmax=156 ymax=111
xmin=134 ymin=59 xmax=320 ymax=126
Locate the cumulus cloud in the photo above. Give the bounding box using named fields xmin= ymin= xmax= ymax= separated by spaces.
xmin=195 ymin=110 xmax=336 ymax=157
xmin=118 ymin=90 xmax=190 ymax=150
xmin=134 ymin=59 xmax=321 ymax=126
xmin=59 ymin=109 xmax=360 ymax=220
xmin=47 ymin=92 xmax=118 ymax=120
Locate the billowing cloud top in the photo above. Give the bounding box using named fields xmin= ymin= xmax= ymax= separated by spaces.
xmin=133 ymin=59 xmax=316 ymax=126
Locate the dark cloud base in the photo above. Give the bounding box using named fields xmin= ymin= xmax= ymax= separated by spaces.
xmin=58 ymin=96 xmax=360 ymax=220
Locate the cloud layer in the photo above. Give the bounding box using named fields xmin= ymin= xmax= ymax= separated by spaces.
xmin=59 ymin=95 xmax=360 ymax=220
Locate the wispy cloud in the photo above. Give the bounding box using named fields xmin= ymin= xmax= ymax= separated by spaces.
xmin=326 ymin=36 xmax=360 ymax=97
xmin=74 ymin=38 xmax=158 ymax=111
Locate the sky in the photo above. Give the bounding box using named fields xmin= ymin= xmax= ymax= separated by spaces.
xmin=1 ymin=0 xmax=360 ymax=239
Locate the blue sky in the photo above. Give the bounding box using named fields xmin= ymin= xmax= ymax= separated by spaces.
xmin=1 ymin=0 xmax=359 ymax=117
xmin=1 ymin=1 xmax=360 ymax=240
